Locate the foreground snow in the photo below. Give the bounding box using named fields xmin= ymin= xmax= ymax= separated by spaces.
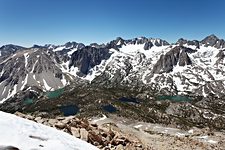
xmin=0 ymin=111 xmax=98 ymax=150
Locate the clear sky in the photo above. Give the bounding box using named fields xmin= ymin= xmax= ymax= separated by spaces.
xmin=0 ymin=0 xmax=225 ymax=47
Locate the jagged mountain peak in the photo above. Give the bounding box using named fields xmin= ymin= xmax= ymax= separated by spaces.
xmin=203 ymin=34 xmax=219 ymax=40
xmin=201 ymin=34 xmax=219 ymax=43
xmin=201 ymin=34 xmax=225 ymax=48
xmin=176 ymin=38 xmax=200 ymax=49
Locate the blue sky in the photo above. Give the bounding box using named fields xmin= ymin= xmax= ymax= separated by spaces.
xmin=0 ymin=0 xmax=225 ymax=46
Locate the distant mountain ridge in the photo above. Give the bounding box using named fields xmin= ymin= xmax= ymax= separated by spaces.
xmin=0 ymin=34 xmax=225 ymax=103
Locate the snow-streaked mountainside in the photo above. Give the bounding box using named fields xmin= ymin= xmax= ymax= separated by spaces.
xmin=0 ymin=111 xmax=98 ymax=150
xmin=0 ymin=34 xmax=225 ymax=102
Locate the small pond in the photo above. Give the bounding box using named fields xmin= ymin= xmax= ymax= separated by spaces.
xmin=157 ymin=95 xmax=191 ymax=102
xmin=102 ymin=104 xmax=117 ymax=113
xmin=59 ymin=105 xmax=79 ymax=116
xmin=119 ymin=97 xmax=140 ymax=104
xmin=46 ymin=88 xmax=64 ymax=99
xmin=23 ymin=98 xmax=33 ymax=105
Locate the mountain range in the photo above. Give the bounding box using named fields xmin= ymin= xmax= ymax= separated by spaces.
xmin=0 ymin=34 xmax=224 ymax=103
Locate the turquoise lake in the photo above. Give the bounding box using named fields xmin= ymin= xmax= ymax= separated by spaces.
xmin=157 ymin=95 xmax=191 ymax=102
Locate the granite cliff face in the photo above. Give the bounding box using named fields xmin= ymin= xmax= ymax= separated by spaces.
xmin=152 ymin=46 xmax=194 ymax=74
xmin=69 ymin=46 xmax=111 ymax=75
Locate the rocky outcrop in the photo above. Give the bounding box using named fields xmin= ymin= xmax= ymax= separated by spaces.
xmin=176 ymin=38 xmax=200 ymax=49
xmin=14 ymin=112 xmax=225 ymax=150
xmin=143 ymin=41 xmax=153 ymax=50
xmin=69 ymin=46 xmax=111 ymax=75
xmin=216 ymin=50 xmax=225 ymax=59
xmin=152 ymin=46 xmax=194 ymax=74
xmin=201 ymin=34 xmax=225 ymax=48
xmin=15 ymin=112 xmax=145 ymax=150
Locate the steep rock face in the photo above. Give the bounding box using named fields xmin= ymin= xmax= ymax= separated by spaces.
xmin=152 ymin=46 xmax=194 ymax=74
xmin=69 ymin=46 xmax=111 ymax=75
xmin=201 ymin=34 xmax=225 ymax=48
xmin=106 ymin=37 xmax=126 ymax=50
xmin=216 ymin=50 xmax=225 ymax=59
xmin=144 ymin=41 xmax=154 ymax=50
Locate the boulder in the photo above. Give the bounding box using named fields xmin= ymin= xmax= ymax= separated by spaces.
xmin=88 ymin=130 xmax=104 ymax=146
xmin=116 ymin=144 xmax=124 ymax=150
xmin=80 ymin=128 xmax=89 ymax=141
xmin=70 ymin=127 xmax=80 ymax=138
xmin=55 ymin=122 xmax=66 ymax=129
xmin=34 ymin=117 xmax=44 ymax=124
xmin=48 ymin=119 xmax=58 ymax=126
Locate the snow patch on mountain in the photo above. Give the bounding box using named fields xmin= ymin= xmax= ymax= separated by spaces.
xmin=24 ymin=52 xmax=29 ymax=68
xmin=53 ymin=46 xmax=66 ymax=52
xmin=43 ymin=79 xmax=52 ymax=91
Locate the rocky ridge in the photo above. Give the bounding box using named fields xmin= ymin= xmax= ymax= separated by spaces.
xmin=14 ymin=112 xmax=225 ymax=150
xmin=0 ymin=35 xmax=225 ymax=102
xmin=14 ymin=112 xmax=145 ymax=150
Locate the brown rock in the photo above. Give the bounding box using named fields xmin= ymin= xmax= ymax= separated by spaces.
xmin=55 ymin=122 xmax=66 ymax=129
xmin=88 ymin=130 xmax=104 ymax=146
xmin=70 ymin=127 xmax=80 ymax=138
xmin=79 ymin=122 xmax=89 ymax=129
xmin=91 ymin=123 xmax=98 ymax=128
xmin=108 ymin=129 xmax=115 ymax=139
xmin=80 ymin=128 xmax=89 ymax=141
xmin=116 ymin=144 xmax=124 ymax=150
xmin=61 ymin=119 xmax=71 ymax=124
xmin=48 ymin=119 xmax=58 ymax=125
xmin=34 ymin=117 xmax=44 ymax=124
xmin=14 ymin=112 xmax=26 ymax=118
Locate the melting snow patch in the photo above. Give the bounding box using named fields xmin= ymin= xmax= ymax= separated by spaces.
xmin=61 ymin=75 xmax=67 ymax=86
xmin=43 ymin=79 xmax=52 ymax=91
xmin=207 ymin=139 xmax=218 ymax=144
xmin=67 ymin=48 xmax=78 ymax=56
xmin=188 ymin=129 xmax=194 ymax=134
xmin=31 ymin=60 xmax=38 ymax=73
xmin=175 ymin=133 xmax=186 ymax=137
xmin=198 ymin=135 xmax=208 ymax=139
xmin=134 ymin=124 xmax=143 ymax=129
xmin=20 ymin=74 xmax=28 ymax=90
xmin=92 ymin=114 xmax=107 ymax=123
xmin=53 ymin=46 xmax=66 ymax=52
xmin=24 ymin=53 xmax=29 ymax=68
